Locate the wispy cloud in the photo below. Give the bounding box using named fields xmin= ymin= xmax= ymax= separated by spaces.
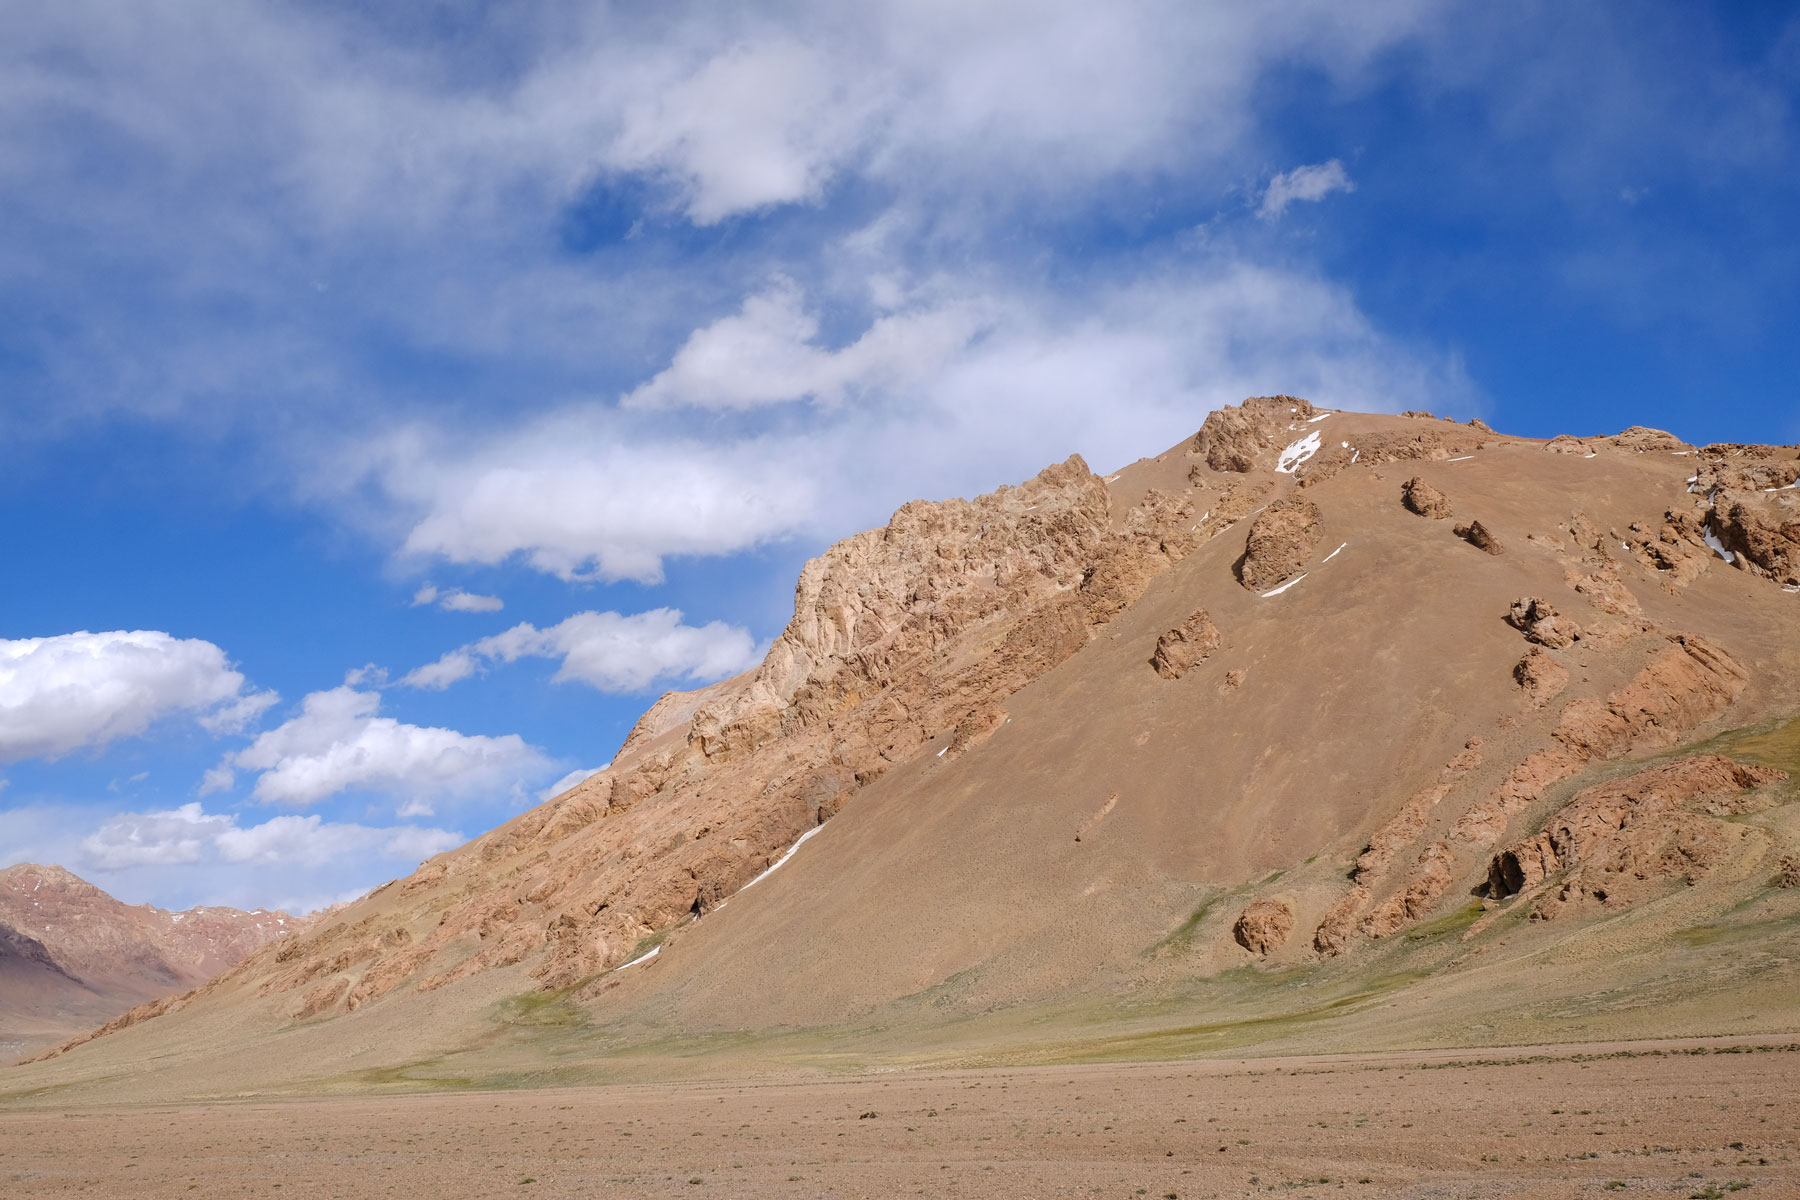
xmin=1258 ymin=160 xmax=1356 ymax=220
xmin=403 ymin=608 xmax=761 ymax=694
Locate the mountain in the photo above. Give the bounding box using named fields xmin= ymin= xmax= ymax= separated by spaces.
xmin=0 ymin=863 xmax=295 ymax=1061
xmin=9 ymin=400 xmax=1800 ymax=1100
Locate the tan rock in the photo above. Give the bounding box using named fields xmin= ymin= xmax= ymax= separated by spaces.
xmin=1232 ymin=899 xmax=1295 ymax=956
xmin=1402 ymin=476 xmax=1452 ymax=519
xmin=1513 ymin=647 xmax=1569 ymax=708
xmin=1150 ymin=609 xmax=1221 ymax=679
xmin=1507 ymin=597 xmax=1581 ymax=648
xmin=1190 ymin=395 xmax=1315 ymax=473
xmin=1455 ymin=520 xmax=1504 ymax=554
xmin=1237 ymin=496 xmax=1323 ymax=591
xmin=1486 ymin=755 xmax=1786 ymax=917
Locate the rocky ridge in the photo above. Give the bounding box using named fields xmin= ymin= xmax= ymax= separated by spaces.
xmin=24 ymin=402 xmax=1800 ymax=1072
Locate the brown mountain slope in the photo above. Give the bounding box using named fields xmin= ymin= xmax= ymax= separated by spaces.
xmin=0 ymin=863 xmax=295 ymax=1060
xmin=9 ymin=402 xmax=1800 ymax=1101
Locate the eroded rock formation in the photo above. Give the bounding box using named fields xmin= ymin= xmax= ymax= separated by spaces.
xmin=1507 ymin=597 xmax=1581 ymax=648
xmin=1150 ymin=609 xmax=1221 ymax=679
xmin=1486 ymin=755 xmax=1786 ymax=918
xmin=1233 ymin=899 xmax=1295 ymax=956
xmin=1402 ymin=477 xmax=1452 ymax=519
xmin=1237 ymin=497 xmax=1322 ymax=591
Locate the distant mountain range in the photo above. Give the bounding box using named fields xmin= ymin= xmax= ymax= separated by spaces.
xmin=0 ymin=862 xmax=295 ymax=1061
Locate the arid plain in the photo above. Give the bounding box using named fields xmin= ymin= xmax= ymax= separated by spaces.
xmin=4 ymin=1042 xmax=1798 ymax=1199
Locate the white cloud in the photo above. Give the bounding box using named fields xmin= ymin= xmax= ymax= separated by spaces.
xmin=0 ymin=631 xmax=276 ymax=763
xmin=378 ymin=421 xmax=819 ymax=584
xmin=1258 ymin=159 xmax=1356 ymax=220
xmin=624 ymin=278 xmax=985 ymax=411
xmin=221 ymin=685 xmax=552 ymax=809
xmin=539 ymin=767 xmax=604 ymax=802
xmin=438 ymin=590 xmax=504 ymax=613
xmin=404 ymin=609 xmax=761 ymax=695
xmin=369 ymin=258 xmax=1468 ymax=587
xmin=79 ymin=801 xmax=460 ymax=873
xmin=411 ymin=584 xmax=503 ymax=613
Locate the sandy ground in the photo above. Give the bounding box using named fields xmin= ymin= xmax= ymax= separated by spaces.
xmin=2 ymin=1042 xmax=1795 ymax=1199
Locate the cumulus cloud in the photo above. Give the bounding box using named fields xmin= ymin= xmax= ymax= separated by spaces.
xmin=378 ymin=423 xmax=819 ymax=584
xmin=403 ymin=609 xmax=761 ymax=694
xmin=0 ymin=631 xmax=276 ymax=763
xmin=1258 ymin=159 xmax=1356 ymax=220
xmin=219 ymin=685 xmax=552 ymax=810
xmin=411 ymin=584 xmax=504 ymax=613
xmin=79 ymin=801 xmax=460 ymax=872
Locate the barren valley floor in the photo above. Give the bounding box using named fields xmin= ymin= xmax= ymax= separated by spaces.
xmin=3 ymin=1040 xmax=1796 ymax=1199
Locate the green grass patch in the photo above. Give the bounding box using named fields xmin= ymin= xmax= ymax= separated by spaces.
xmin=495 ymin=988 xmax=588 ymax=1030
xmin=1149 ymin=896 xmax=1218 ymax=955
xmin=1405 ymin=902 xmax=1486 ymax=942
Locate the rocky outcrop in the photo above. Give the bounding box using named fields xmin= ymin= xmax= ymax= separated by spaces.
xmin=1233 ymin=899 xmax=1295 ymax=956
xmin=1190 ymin=395 xmax=1315 ymax=472
xmin=1314 ymin=740 xmax=1484 ymax=955
xmin=1453 ymin=635 xmax=1750 ymax=848
xmin=1361 ymin=843 xmax=1454 ymax=938
xmin=1552 ymin=636 xmax=1748 ymax=760
xmin=1402 ymin=477 xmax=1452 ymax=519
xmin=1544 ymin=434 xmax=1593 ymax=455
xmin=60 ymin=448 xmax=1242 ymax=1037
xmin=1486 ymin=755 xmax=1786 ymax=918
xmin=1711 ymin=493 xmax=1800 ymax=586
xmin=1513 ymin=648 xmax=1569 ymax=709
xmin=1237 ymin=497 xmax=1323 ymax=591
xmin=1609 ymin=426 xmax=1690 ymax=453
xmin=1507 ymin=597 xmax=1581 ymax=648
xmin=1455 ymin=520 xmax=1504 ymax=554
xmin=1150 ymin=609 xmax=1221 ymax=679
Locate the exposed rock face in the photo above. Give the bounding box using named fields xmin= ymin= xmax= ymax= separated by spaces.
xmin=1513 ymin=648 xmax=1569 ymax=707
xmin=1361 ymin=843 xmax=1453 ymax=938
xmin=1453 ymin=635 xmax=1751 ymax=848
xmin=1402 ymin=477 xmax=1452 ymax=519
xmin=1712 ymin=493 xmax=1800 ymax=586
xmin=1237 ymin=497 xmax=1323 ymax=591
xmin=1190 ymin=395 xmax=1315 ymax=473
xmin=1552 ymin=636 xmax=1749 ymax=760
xmin=1486 ymin=755 xmax=1787 ymax=918
xmin=1507 ymin=597 xmax=1581 ymax=648
xmin=1232 ymin=899 xmax=1294 ymax=956
xmin=61 ymin=450 xmax=1237 ymax=1040
xmin=1779 ymin=856 xmax=1800 ymax=889
xmin=1150 ymin=609 xmax=1221 ymax=679
xmin=1544 ymin=434 xmax=1592 ymax=455
xmin=1455 ymin=520 xmax=1504 ymax=555
xmin=1609 ymin=426 xmax=1691 ymax=453
xmin=1314 ymin=739 xmax=1483 ymax=955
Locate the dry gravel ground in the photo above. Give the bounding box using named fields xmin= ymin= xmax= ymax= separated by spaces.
xmin=3 ymin=1043 xmax=1796 ymax=1199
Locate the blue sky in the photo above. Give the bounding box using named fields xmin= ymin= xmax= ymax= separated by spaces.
xmin=1 ymin=1 xmax=1796 ymax=913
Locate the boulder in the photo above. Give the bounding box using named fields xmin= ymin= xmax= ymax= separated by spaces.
xmin=1150 ymin=609 xmax=1222 ymax=679
xmin=1402 ymin=476 xmax=1452 ymax=519
xmin=1237 ymin=496 xmax=1323 ymax=591
xmin=1232 ymin=899 xmax=1295 ymax=956
xmin=1507 ymin=597 xmax=1580 ymax=648
xmin=1455 ymin=520 xmax=1504 ymax=554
